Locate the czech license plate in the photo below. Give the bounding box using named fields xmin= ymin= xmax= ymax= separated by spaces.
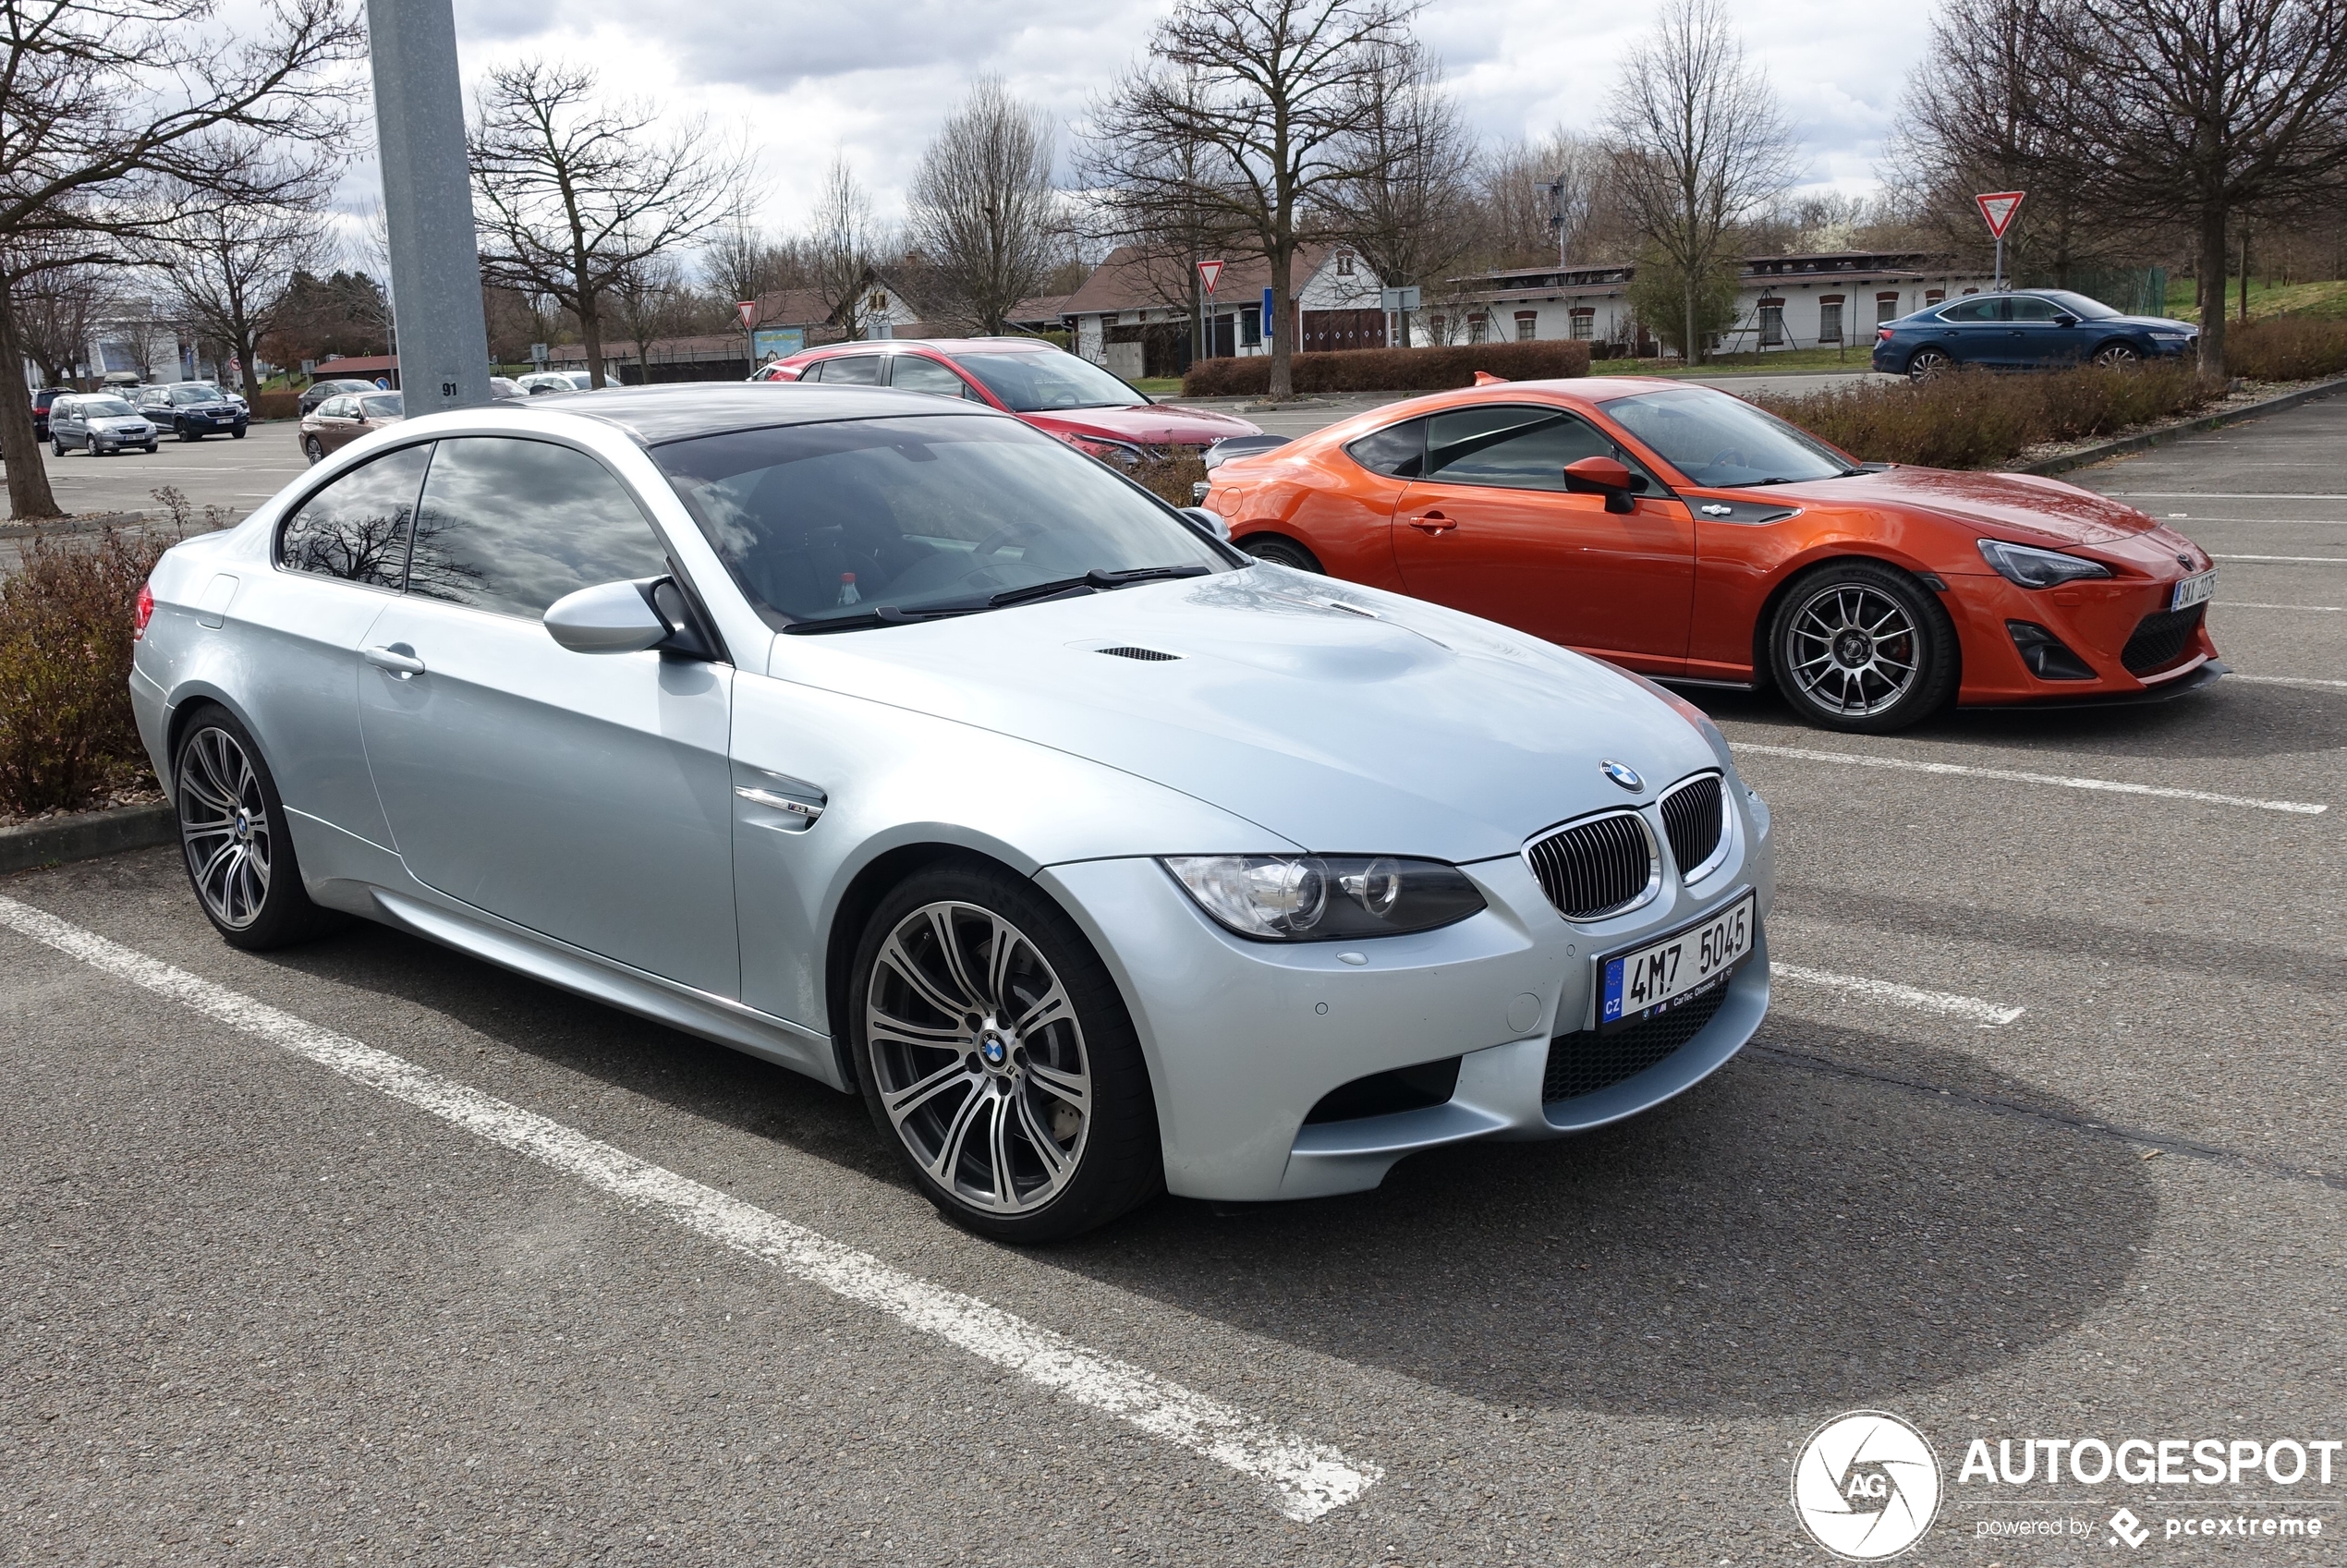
xmin=2171 ymin=569 xmax=2216 ymax=612
xmin=1599 ymin=893 xmax=1756 ymax=1029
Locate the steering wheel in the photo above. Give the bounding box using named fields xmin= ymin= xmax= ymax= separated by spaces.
xmin=1709 ymin=448 xmax=1752 ymax=471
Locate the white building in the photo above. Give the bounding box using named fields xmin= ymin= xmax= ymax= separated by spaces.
xmin=1061 ymin=244 xmax=1390 ymax=379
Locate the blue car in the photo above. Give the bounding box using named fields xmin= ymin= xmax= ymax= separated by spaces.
xmin=1872 ymin=290 xmax=2199 ymax=381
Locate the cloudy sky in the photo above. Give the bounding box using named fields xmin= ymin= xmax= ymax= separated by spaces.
xmin=353 ymin=0 xmax=1935 ymax=239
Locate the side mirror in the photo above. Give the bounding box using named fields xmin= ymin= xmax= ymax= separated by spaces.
xmin=545 ymin=577 xmax=673 ymax=654
xmin=2053 ymin=313 xmax=2079 ymax=328
xmin=1176 ymin=505 xmax=1233 ymax=541
xmin=1563 ymin=456 xmax=1638 ymax=514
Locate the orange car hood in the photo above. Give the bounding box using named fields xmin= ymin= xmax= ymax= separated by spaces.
xmin=1756 ymin=466 xmax=2150 ymax=547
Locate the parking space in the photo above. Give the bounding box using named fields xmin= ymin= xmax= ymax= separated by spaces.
xmin=5 ymin=394 xmax=2345 ymax=1563
xmin=6 ymin=420 xmax=312 ymax=525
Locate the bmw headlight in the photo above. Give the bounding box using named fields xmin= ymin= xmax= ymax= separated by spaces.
xmin=1977 ymin=539 xmax=2113 ymax=589
xmin=1162 ymin=855 xmax=1487 ymax=941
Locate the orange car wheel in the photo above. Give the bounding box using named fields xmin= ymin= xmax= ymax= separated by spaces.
xmin=1767 ymin=561 xmax=1960 ymax=734
xmin=1238 ymin=535 xmax=1322 ymax=573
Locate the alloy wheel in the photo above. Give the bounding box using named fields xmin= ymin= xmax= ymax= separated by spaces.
xmin=177 ymin=725 xmax=273 ymax=929
xmin=1906 ymin=348 xmax=1952 ymax=383
xmin=865 ymin=900 xmax=1091 ymax=1217
xmin=1785 ymin=582 xmax=1921 ymax=718
xmin=2093 ymin=343 xmax=2142 ymax=368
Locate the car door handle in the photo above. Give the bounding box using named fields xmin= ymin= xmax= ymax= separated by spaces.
xmin=363 ymin=643 xmax=425 ymax=678
xmin=1407 ymin=512 xmax=1456 ymax=534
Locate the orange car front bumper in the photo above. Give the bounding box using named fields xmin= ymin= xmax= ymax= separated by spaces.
xmin=1942 ymin=568 xmax=2219 ymax=706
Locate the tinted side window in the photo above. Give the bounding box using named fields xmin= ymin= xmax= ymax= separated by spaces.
xmin=791 ymin=360 xmax=823 ymax=383
xmin=278 ymin=444 xmax=432 ymax=590
xmin=890 ymin=355 xmax=977 ymax=398
xmin=1424 ymin=406 xmax=1611 ymax=491
xmin=1941 ymin=298 xmax=2005 ymax=323
xmin=2007 ymin=297 xmax=2061 ymax=321
xmin=1345 ymin=418 xmax=1426 ymax=477
xmin=818 ymin=355 xmax=883 ymax=385
xmin=407 ymin=437 xmax=671 ymax=619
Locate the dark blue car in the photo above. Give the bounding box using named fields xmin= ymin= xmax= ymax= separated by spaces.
xmin=1872 ymin=290 xmax=2198 ymax=381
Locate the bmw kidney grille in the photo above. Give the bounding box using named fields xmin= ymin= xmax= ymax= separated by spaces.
xmin=1657 ymin=772 xmax=1728 ymax=881
xmin=1524 ymin=810 xmax=1658 ymax=920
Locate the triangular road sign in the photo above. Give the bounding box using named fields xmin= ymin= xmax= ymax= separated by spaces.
xmin=1197 ymin=260 xmax=1224 ymax=293
xmin=736 ymin=300 xmax=758 ymax=328
xmin=1975 ymin=191 xmax=2026 ymax=238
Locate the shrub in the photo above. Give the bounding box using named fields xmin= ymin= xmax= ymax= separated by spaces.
xmin=1623 ymin=249 xmax=1740 ymax=360
xmin=252 ymin=390 xmax=300 ymax=421
xmin=0 ymin=527 xmax=177 ymax=816
xmin=1181 ymin=339 xmax=1591 ymax=398
xmin=1747 ymin=364 xmax=2222 ymax=469
xmin=2224 ymin=316 xmax=2347 ymax=382
xmin=1130 ymin=448 xmax=1209 ymax=510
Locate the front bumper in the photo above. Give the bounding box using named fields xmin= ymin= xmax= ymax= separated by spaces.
xmin=1944 ymin=555 xmax=2220 ymax=705
xmin=1038 ymin=782 xmax=1775 ymax=1202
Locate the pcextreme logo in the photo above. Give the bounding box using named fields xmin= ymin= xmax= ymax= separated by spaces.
xmin=1792 ymin=1410 xmax=1943 ymax=1561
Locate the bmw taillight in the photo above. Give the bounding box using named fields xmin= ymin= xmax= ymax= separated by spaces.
xmin=133 ymin=580 xmax=154 ymax=640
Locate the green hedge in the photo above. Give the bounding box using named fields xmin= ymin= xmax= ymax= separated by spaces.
xmin=1180 ymin=340 xmax=1591 ymax=398
xmin=1748 ymin=364 xmax=2220 ymax=469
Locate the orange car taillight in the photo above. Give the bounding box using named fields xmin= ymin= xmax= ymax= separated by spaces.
xmin=133 ymin=580 xmax=155 ymax=641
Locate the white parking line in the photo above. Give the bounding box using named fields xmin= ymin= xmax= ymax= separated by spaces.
xmin=2211 ymin=554 xmax=2347 ymax=564
xmin=1731 ymin=743 xmax=2328 ymax=815
xmin=2231 ymin=675 xmax=2347 ymax=690
xmin=2110 ymin=492 xmax=2347 ymax=501
xmin=0 ymin=895 xmax=1379 ymax=1523
xmin=2215 ymin=602 xmax=2347 ymax=612
xmin=1769 ymin=963 xmax=2025 ymax=1027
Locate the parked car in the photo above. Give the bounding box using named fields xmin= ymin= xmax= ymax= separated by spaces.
xmin=517 ymin=371 xmax=593 ymax=395
xmin=754 ymin=339 xmax=1262 ymax=461
xmin=49 ymin=392 xmax=158 ymax=456
xmin=1873 ymin=290 xmax=2199 ymax=381
xmin=298 ymin=390 xmax=403 ymax=463
xmin=490 ymin=375 xmax=526 ymax=401
xmin=129 ymin=382 xmax=1771 ymax=1240
xmin=133 ymin=381 xmax=249 ymax=441
xmin=30 ymin=387 xmax=66 ymax=439
xmin=298 ymin=378 xmax=378 ymax=417
xmin=1202 ymin=377 xmax=2219 ymax=733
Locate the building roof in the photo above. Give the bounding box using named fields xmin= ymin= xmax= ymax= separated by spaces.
xmin=748 ymin=287 xmax=845 ymax=328
xmin=1009 ymin=293 xmax=1072 ymax=325
xmin=1453 ymin=250 xmax=1965 ymax=295
xmin=1061 ymin=245 xmax=1339 ymax=316
xmin=314 ymin=354 xmax=398 ymax=373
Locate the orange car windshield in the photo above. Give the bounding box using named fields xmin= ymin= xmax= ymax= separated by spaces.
xmin=1603 ymin=386 xmax=1855 ymax=489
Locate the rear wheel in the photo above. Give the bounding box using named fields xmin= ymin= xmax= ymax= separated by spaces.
xmin=173 ymin=706 xmax=345 ymax=950
xmin=1239 ymin=534 xmax=1323 ymax=573
xmin=303 ymin=436 xmax=325 ymax=464
xmin=851 ymin=860 xmax=1161 ymax=1243
xmin=1905 ymin=347 xmax=1953 ymax=383
xmin=1768 ymin=561 xmax=1959 ymax=734
xmin=2092 ymin=341 xmax=2142 ymax=368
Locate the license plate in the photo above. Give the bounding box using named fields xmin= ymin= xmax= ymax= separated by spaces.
xmin=1599 ymin=893 xmax=1756 ymax=1029
xmin=2171 ymin=569 xmax=2215 ymax=612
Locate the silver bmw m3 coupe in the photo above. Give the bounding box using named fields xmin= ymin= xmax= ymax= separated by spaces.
xmin=130 ymin=383 xmax=1774 ymax=1240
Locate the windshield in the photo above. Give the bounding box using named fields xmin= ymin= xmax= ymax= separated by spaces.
xmin=81 ymin=397 xmax=137 ymax=418
xmin=948 ymin=350 xmax=1142 ymax=412
xmin=171 ymin=385 xmax=223 ymax=405
xmin=1602 ymin=385 xmax=1852 ymax=488
xmin=651 ymin=414 xmax=1226 ymax=630
xmin=2034 ymin=290 xmax=2122 ymax=321
xmin=361 ymin=393 xmax=403 ymax=418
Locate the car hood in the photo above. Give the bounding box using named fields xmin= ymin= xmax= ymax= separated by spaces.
xmin=2100 ymin=314 xmax=2195 ymax=333
xmin=1747 ymin=464 xmax=2159 ymax=547
xmin=1023 ymin=403 xmax=1264 ymax=446
xmin=762 ymin=565 xmax=1720 ymax=862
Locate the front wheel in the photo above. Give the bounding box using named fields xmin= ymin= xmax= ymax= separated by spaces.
xmin=852 ymin=860 xmax=1161 ymax=1243
xmin=1905 ymin=347 xmax=1953 ymax=383
xmin=2092 ymin=341 xmax=2143 ymax=368
xmin=51 ymin=438 xmax=66 ymax=457
xmin=230 ymin=425 xmax=247 ymax=440
xmin=177 ymin=425 xmax=198 ymax=442
xmin=1767 ymin=561 xmax=1960 ymax=734
xmin=1239 ymin=534 xmax=1323 ymax=573
xmin=173 ymin=707 xmax=346 ymax=950
xmin=303 ymin=436 xmax=325 ymax=464
xmin=144 ymin=443 xmax=158 ymax=454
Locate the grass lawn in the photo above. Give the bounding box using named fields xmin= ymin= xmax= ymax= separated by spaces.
xmin=1131 ymin=377 xmax=1186 ymax=395
xmin=2162 ymin=276 xmax=2347 ymax=323
xmin=1588 ymin=344 xmax=1879 ymax=377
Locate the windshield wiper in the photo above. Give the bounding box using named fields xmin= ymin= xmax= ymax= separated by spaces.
xmin=781 ymin=565 xmax=1210 ymax=634
xmin=990 ymin=564 xmax=1210 ymax=606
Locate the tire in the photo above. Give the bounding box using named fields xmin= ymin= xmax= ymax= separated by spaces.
xmin=172 ymin=706 xmax=346 ymax=951
xmin=1905 ymin=347 xmax=1953 ymax=383
xmin=1767 ymin=560 xmax=1960 ymax=735
xmin=1238 ymin=534 xmax=1323 ymax=573
xmin=230 ymin=425 xmax=247 ymax=440
xmin=51 ymin=438 xmax=65 ymax=457
xmin=850 ymin=859 xmax=1161 ymax=1243
xmin=177 ymin=424 xmax=198 ymax=442
xmin=144 ymin=444 xmax=158 ymax=455
xmin=303 ymin=436 xmax=325 ymax=464
xmin=2092 ymin=341 xmax=2142 ymax=368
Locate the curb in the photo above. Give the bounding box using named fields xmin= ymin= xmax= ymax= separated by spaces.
xmin=2022 ymin=375 xmax=2347 ymax=477
xmin=0 ymin=802 xmax=176 ymax=875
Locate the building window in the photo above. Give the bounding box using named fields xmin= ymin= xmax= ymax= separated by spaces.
xmin=1429 ymin=314 xmax=1446 ymax=342
xmin=1468 ymin=312 xmax=1489 ymax=343
xmin=1758 ymin=298 xmax=1785 ymax=347
xmin=1514 ymin=310 xmax=1538 ymax=341
xmin=1818 ymin=297 xmax=1843 ymax=344
xmin=1240 ymin=308 xmax=1260 ymax=347
xmin=1336 ymin=253 xmax=1355 ymax=276
xmin=1569 ymin=308 xmax=1594 ymax=340
xmin=1925 ymin=289 xmax=1945 ymax=306
xmin=1877 ymin=292 xmax=1901 ymax=324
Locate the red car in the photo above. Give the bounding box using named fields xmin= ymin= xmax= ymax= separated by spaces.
xmin=1202 ymin=377 xmax=2219 ymax=733
xmin=752 ymin=338 xmax=1260 ymax=461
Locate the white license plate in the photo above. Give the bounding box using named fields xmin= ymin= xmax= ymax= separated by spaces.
xmin=1599 ymin=893 xmax=1756 ymax=1029
xmin=2171 ymin=569 xmax=2216 ymax=612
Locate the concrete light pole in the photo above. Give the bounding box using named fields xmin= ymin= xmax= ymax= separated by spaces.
xmin=367 ymin=0 xmax=493 ymax=411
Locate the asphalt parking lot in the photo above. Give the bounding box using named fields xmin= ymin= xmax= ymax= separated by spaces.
xmin=5 ymin=393 xmax=2344 ymax=1564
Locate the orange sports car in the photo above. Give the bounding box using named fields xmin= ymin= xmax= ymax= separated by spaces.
xmin=1200 ymin=378 xmax=2220 ymax=732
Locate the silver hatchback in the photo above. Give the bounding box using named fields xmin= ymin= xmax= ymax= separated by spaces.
xmin=50 ymin=393 xmax=158 ymax=456
xmin=128 ymin=384 xmax=1773 ymax=1241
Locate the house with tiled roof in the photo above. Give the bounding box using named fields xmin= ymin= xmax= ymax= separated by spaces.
xmin=1055 ymin=244 xmax=1390 ymax=379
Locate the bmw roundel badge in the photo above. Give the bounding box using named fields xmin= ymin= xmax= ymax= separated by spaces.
xmin=1600 ymin=760 xmax=1644 ymax=792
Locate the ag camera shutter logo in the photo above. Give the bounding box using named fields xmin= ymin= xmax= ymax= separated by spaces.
xmin=1792 ymin=1410 xmax=1943 ymax=1560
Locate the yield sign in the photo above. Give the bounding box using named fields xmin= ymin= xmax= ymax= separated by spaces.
xmin=1975 ymin=191 xmax=2026 ymax=238
xmin=1197 ymin=259 xmax=1224 ymax=294
xmin=736 ymin=300 xmax=758 ymax=328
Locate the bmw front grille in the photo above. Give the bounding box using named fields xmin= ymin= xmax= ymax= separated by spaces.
xmin=1524 ymin=810 xmax=1660 ymax=920
xmin=1657 ymin=772 xmax=1728 ymax=882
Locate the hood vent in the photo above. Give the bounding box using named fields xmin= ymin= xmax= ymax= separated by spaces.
xmin=1099 ymin=645 xmax=1181 ymax=662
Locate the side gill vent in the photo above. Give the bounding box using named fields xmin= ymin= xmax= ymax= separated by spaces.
xmin=1099 ymin=645 xmax=1181 ymax=662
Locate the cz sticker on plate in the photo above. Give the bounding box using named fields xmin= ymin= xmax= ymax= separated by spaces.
xmin=1599 ymin=892 xmax=1756 ymax=1029
xmin=2171 ymin=569 xmax=2216 ymax=613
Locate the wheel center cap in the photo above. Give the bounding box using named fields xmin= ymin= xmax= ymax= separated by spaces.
xmin=234 ymin=808 xmax=252 ymax=841
xmin=977 ymin=1020 xmax=1014 ymax=1071
xmin=1835 ymin=631 xmax=1873 ymax=667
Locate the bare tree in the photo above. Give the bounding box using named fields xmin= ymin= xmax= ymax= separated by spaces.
xmin=1324 ymin=40 xmax=1472 ymax=346
xmin=1604 ymin=0 xmax=1794 ymax=364
xmin=8 ymin=254 xmax=114 ymax=385
xmin=146 ymin=192 xmax=331 ymax=400
xmin=701 ymin=191 xmax=804 ymax=311
xmin=1478 ymin=130 xmax=1617 ymax=266
xmin=0 ymin=0 xmax=360 ymax=517
xmin=609 ymin=249 xmax=694 ymax=381
xmin=907 ymin=77 xmax=1062 ymax=334
xmin=1088 ymin=0 xmax=1420 ymax=397
xmin=2046 ymin=0 xmax=2347 ymax=371
xmin=469 ymin=59 xmax=748 ymax=388
xmin=807 ymin=152 xmax=875 ymax=338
